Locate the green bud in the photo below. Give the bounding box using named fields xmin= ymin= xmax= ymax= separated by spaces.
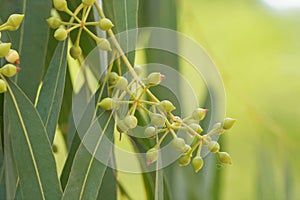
xmin=82 ymin=0 xmax=96 ymax=6
xmin=192 ymin=156 xmax=204 ymax=173
xmin=0 ymin=64 xmax=19 ymax=77
xmin=117 ymin=120 xmax=128 ymax=133
xmin=178 ymin=154 xmax=191 ymax=167
xmin=53 ymin=0 xmax=68 ymax=11
xmin=159 ymin=100 xmax=176 ymax=113
xmin=115 ymin=76 xmax=128 ymax=90
xmin=70 ymin=45 xmax=82 ymax=59
xmin=208 ymin=141 xmax=220 ymax=153
xmin=192 ymin=108 xmax=208 ymax=121
xmin=189 ymin=123 xmax=203 ymax=134
xmin=202 ymin=136 xmax=212 ymax=145
xmin=4 ymin=14 xmax=24 ymax=31
xmin=150 ymin=113 xmax=165 ymax=127
xmin=144 ymin=126 xmax=156 ymax=138
xmin=98 ymin=38 xmax=112 ymax=51
xmin=109 ymin=72 xmax=119 ymax=84
xmin=99 ymin=18 xmax=114 ymax=31
xmin=217 ymin=152 xmax=233 ymax=165
xmin=0 ymin=43 xmax=11 ymax=57
xmin=98 ymin=97 xmax=114 ymax=110
xmin=54 ymin=28 xmax=68 ymax=41
xmin=124 ymin=115 xmax=138 ymax=129
xmin=5 ymin=49 xmax=20 ymax=64
xmin=146 ymin=148 xmax=158 ymax=165
xmin=173 ymin=137 xmax=186 ymax=153
xmin=46 ymin=17 xmax=62 ymax=29
xmin=134 ymin=65 xmax=143 ymax=75
xmin=0 ymin=79 xmax=7 ymax=93
xmin=146 ymin=72 xmax=163 ymax=86
xmin=183 ymin=144 xmax=192 ymax=153
xmin=223 ymin=118 xmax=236 ymax=130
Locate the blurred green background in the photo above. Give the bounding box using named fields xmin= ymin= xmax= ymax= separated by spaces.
xmin=177 ymin=0 xmax=300 ymax=199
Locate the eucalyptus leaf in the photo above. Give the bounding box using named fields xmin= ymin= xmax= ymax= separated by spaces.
xmin=4 ymin=78 xmax=62 ymax=199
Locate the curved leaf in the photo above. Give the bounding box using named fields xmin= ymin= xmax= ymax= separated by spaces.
xmin=62 ymin=110 xmax=114 ymax=200
xmin=4 ymin=78 xmax=62 ymax=199
xmin=36 ymin=40 xmax=68 ymax=143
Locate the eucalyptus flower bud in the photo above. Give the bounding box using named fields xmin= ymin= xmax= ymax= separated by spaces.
xmin=173 ymin=137 xmax=186 ymax=153
xmin=178 ymin=154 xmax=191 ymax=167
xmin=0 ymin=64 xmax=20 ymax=77
xmin=0 ymin=79 xmax=7 ymax=93
xmin=5 ymin=49 xmax=20 ymax=64
xmin=47 ymin=17 xmax=62 ymax=29
xmin=144 ymin=126 xmax=156 ymax=138
xmin=98 ymin=97 xmax=114 ymax=110
xmin=108 ymin=72 xmax=119 ymax=85
xmin=0 ymin=43 xmax=11 ymax=57
xmin=82 ymin=0 xmax=96 ymax=6
xmin=117 ymin=120 xmax=128 ymax=133
xmin=146 ymin=148 xmax=158 ymax=165
xmin=189 ymin=123 xmax=203 ymax=134
xmin=53 ymin=0 xmax=68 ymax=11
xmin=115 ymin=76 xmax=128 ymax=90
xmin=192 ymin=108 xmax=208 ymax=121
xmin=146 ymin=72 xmax=163 ymax=86
xmin=98 ymin=39 xmax=112 ymax=51
xmin=217 ymin=152 xmax=233 ymax=165
xmin=124 ymin=115 xmax=138 ymax=129
xmin=4 ymin=14 xmax=24 ymax=31
xmin=70 ymin=45 xmax=82 ymax=59
xmin=208 ymin=141 xmax=220 ymax=153
xmin=159 ymin=100 xmax=176 ymax=113
xmin=99 ymin=18 xmax=114 ymax=31
xmin=54 ymin=28 xmax=68 ymax=41
xmin=223 ymin=118 xmax=236 ymax=130
xmin=134 ymin=65 xmax=143 ymax=75
xmin=150 ymin=113 xmax=165 ymax=127
xmin=192 ymin=156 xmax=204 ymax=173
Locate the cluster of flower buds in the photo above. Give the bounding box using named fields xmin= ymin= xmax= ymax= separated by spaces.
xmin=98 ymin=66 xmax=236 ymax=173
xmin=0 ymin=14 xmax=23 ymax=93
xmin=47 ymin=0 xmax=114 ymax=59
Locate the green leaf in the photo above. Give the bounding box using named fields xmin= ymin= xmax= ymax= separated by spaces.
xmin=14 ymin=0 xmax=52 ymax=102
xmin=62 ymin=110 xmax=115 ymax=199
xmin=36 ymin=40 xmax=68 ymax=143
xmin=97 ymin=165 xmax=117 ymax=200
xmin=4 ymin=78 xmax=62 ymax=199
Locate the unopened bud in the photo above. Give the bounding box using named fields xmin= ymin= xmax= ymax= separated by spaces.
xmin=98 ymin=97 xmax=114 ymax=110
xmin=223 ymin=118 xmax=236 ymax=130
xmin=146 ymin=72 xmax=163 ymax=86
xmin=173 ymin=137 xmax=186 ymax=153
xmin=5 ymin=14 xmax=24 ymax=31
xmin=0 ymin=64 xmax=19 ymax=77
xmin=0 ymin=43 xmax=11 ymax=57
xmin=0 ymin=79 xmax=7 ymax=93
xmin=217 ymin=152 xmax=232 ymax=165
xmin=82 ymin=0 xmax=96 ymax=6
xmin=208 ymin=141 xmax=220 ymax=153
xmin=70 ymin=45 xmax=82 ymax=59
xmin=192 ymin=156 xmax=204 ymax=173
xmin=189 ymin=123 xmax=203 ymax=134
xmin=53 ymin=0 xmax=68 ymax=11
xmin=146 ymin=148 xmax=158 ymax=165
xmin=159 ymin=100 xmax=176 ymax=113
xmin=134 ymin=65 xmax=143 ymax=75
xmin=124 ymin=115 xmax=138 ymax=129
xmin=54 ymin=28 xmax=68 ymax=41
xmin=192 ymin=108 xmax=208 ymax=121
xmin=109 ymin=72 xmax=119 ymax=84
xmin=99 ymin=18 xmax=114 ymax=31
xmin=178 ymin=154 xmax=191 ymax=167
xmin=98 ymin=38 xmax=112 ymax=51
xmin=46 ymin=17 xmax=62 ymax=29
xmin=150 ymin=113 xmax=165 ymax=127
xmin=5 ymin=49 xmax=19 ymax=64
xmin=117 ymin=120 xmax=128 ymax=133
xmin=115 ymin=76 xmax=128 ymax=90
xmin=144 ymin=126 xmax=156 ymax=138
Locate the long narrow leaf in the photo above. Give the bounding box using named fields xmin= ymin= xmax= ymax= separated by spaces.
xmin=4 ymin=78 xmax=62 ymax=199
xmin=36 ymin=40 xmax=68 ymax=143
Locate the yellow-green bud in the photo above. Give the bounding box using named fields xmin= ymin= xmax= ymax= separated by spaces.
xmin=115 ymin=76 xmax=128 ymax=90
xmin=150 ymin=113 xmax=165 ymax=127
xmin=183 ymin=144 xmax=191 ymax=153
xmin=144 ymin=126 xmax=156 ymax=138
xmin=173 ymin=137 xmax=186 ymax=153
xmin=192 ymin=156 xmax=204 ymax=173
xmin=4 ymin=14 xmax=24 ymax=31
xmin=223 ymin=118 xmax=236 ymax=130
xmin=5 ymin=49 xmax=20 ymax=63
xmin=98 ymin=39 xmax=112 ymax=51
xmin=192 ymin=108 xmax=208 ymax=121
xmin=0 ymin=64 xmax=19 ymax=77
xmin=146 ymin=72 xmax=162 ymax=86
xmin=109 ymin=72 xmax=119 ymax=84
xmin=53 ymin=0 xmax=68 ymax=11
xmin=146 ymin=148 xmax=158 ymax=165
xmin=46 ymin=16 xmax=62 ymax=29
xmin=178 ymin=154 xmax=191 ymax=167
xmin=134 ymin=65 xmax=143 ymax=75
xmin=54 ymin=28 xmax=68 ymax=41
xmin=99 ymin=18 xmax=114 ymax=31
xmin=124 ymin=115 xmax=138 ymax=129
xmin=0 ymin=79 xmax=7 ymax=93
xmin=70 ymin=45 xmax=82 ymax=59
xmin=217 ymin=152 xmax=232 ymax=165
xmin=159 ymin=100 xmax=176 ymax=113
xmin=0 ymin=43 xmax=11 ymax=57
xmin=202 ymin=136 xmax=212 ymax=145
xmin=117 ymin=120 xmax=128 ymax=133
xmin=82 ymin=0 xmax=96 ymax=6
xmin=189 ymin=123 xmax=203 ymax=134
xmin=208 ymin=141 xmax=220 ymax=153
xmin=98 ymin=97 xmax=114 ymax=110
